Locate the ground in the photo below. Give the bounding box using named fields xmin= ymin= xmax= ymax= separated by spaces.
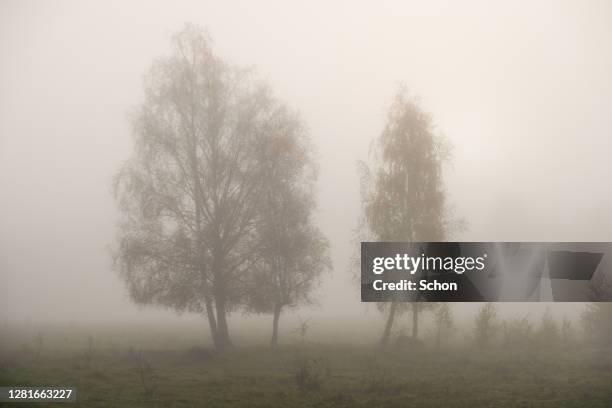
xmin=2 ymin=341 xmax=612 ymax=408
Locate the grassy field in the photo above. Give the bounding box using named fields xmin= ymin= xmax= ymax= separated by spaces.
xmin=2 ymin=339 xmax=612 ymax=408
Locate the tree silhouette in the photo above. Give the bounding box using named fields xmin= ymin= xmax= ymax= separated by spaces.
xmin=244 ymin=108 xmax=330 ymax=349
xmin=359 ymin=87 xmax=452 ymax=349
xmin=433 ymin=303 xmax=454 ymax=349
xmin=113 ymin=24 xmax=311 ymax=351
xmin=474 ymin=303 xmax=498 ymax=349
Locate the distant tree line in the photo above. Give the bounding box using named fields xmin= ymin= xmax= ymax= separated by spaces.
xmin=470 ymin=302 xmax=612 ymax=351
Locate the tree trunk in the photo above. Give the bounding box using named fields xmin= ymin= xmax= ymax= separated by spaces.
xmin=380 ymin=302 xmax=398 ymax=349
xmin=211 ymin=246 xmax=233 ymax=351
xmin=214 ymin=293 xmax=233 ymax=351
xmin=203 ymin=296 xmax=219 ymax=349
xmin=411 ymin=303 xmax=419 ymax=340
xmin=270 ymin=303 xmax=282 ymax=350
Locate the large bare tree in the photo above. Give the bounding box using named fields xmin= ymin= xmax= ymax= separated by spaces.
xmin=359 ymin=88 xmax=452 ymax=349
xmin=114 ymin=25 xmax=300 ymax=351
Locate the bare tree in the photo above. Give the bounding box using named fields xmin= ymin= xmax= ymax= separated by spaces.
xmin=474 ymin=303 xmax=498 ymax=349
xmin=358 ymin=87 xmax=452 ymax=349
xmin=114 ymin=24 xmax=294 ymax=351
xmin=583 ymin=263 xmax=612 ymax=345
xmin=433 ymin=303 xmax=454 ymax=349
xmin=537 ymin=308 xmax=559 ymax=348
xmin=581 ymin=303 xmax=612 ymax=346
xmin=501 ymin=316 xmax=533 ymax=350
xmin=561 ymin=317 xmax=574 ymax=346
xmin=245 ymin=112 xmax=330 ymax=349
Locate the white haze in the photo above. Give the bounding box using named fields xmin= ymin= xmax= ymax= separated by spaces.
xmin=1 ymin=0 xmax=611 ymax=328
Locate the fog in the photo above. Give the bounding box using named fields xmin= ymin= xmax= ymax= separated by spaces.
xmin=1 ymin=0 xmax=611 ymax=329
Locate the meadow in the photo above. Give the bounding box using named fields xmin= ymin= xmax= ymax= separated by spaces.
xmin=1 ymin=323 xmax=611 ymax=408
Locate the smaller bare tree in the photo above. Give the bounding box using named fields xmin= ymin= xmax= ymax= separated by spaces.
xmin=502 ymin=316 xmax=533 ymax=350
xmin=561 ymin=317 xmax=574 ymax=346
xmin=357 ymin=88 xmax=454 ymax=350
xmin=582 ymin=302 xmax=612 ymax=346
xmin=536 ymin=308 xmax=559 ymax=348
xmin=433 ymin=303 xmax=454 ymax=349
xmin=245 ymin=123 xmax=330 ymax=349
xmin=474 ymin=303 xmax=498 ymax=349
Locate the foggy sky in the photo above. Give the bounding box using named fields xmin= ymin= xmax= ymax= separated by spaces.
xmin=1 ymin=0 xmax=612 ymax=325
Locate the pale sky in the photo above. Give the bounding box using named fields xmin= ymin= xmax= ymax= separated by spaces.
xmin=1 ymin=0 xmax=611 ymax=326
